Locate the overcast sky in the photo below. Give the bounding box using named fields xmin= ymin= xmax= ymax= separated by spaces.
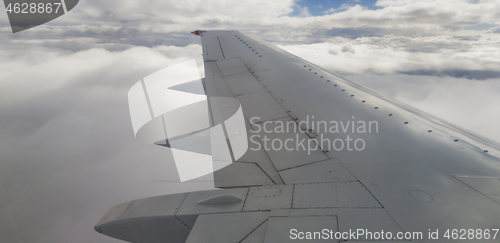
xmin=1 ymin=0 xmax=500 ymax=242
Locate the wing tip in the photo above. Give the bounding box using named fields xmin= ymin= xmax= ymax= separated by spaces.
xmin=191 ymin=30 xmax=207 ymax=36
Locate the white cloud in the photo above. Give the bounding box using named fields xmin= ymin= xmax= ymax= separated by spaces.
xmin=323 ymin=3 xmax=352 ymax=14
xmin=298 ymin=6 xmax=312 ymax=17
xmin=2 ymin=0 xmax=499 ymax=52
xmin=277 ymin=32 xmax=500 ymax=77
xmin=0 ymin=43 xmax=209 ymax=242
xmin=348 ymin=73 xmax=500 ymax=142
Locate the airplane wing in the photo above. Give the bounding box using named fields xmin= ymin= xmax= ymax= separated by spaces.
xmin=95 ymin=30 xmax=500 ymax=242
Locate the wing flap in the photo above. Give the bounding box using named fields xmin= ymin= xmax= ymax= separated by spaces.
xmin=203 ymin=56 xmax=284 ymax=187
xmin=185 ymin=212 xmax=269 ymax=243
xmin=213 ymin=162 xmax=274 ymax=188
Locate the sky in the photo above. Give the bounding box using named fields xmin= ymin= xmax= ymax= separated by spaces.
xmin=0 ymin=0 xmax=500 ymax=242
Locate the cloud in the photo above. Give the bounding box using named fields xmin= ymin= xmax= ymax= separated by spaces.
xmin=0 ymin=43 xmax=212 ymax=242
xmin=347 ymin=73 xmax=500 ymax=142
xmin=323 ymin=3 xmax=354 ymax=15
xmin=298 ymin=6 xmax=312 ymax=17
xmin=277 ymin=32 xmax=500 ymax=78
xmin=341 ymin=44 xmax=356 ymax=53
xmin=2 ymin=0 xmax=498 ymax=46
xmin=488 ymin=26 xmax=500 ymax=33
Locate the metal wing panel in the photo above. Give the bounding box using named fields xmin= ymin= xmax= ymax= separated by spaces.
xmin=202 ymin=41 xmax=285 ymax=187
xmin=185 ymin=212 xmax=269 ymax=243
xmin=213 ymin=162 xmax=274 ymax=188
xmin=200 ymin=30 xmax=500 ymax=237
xmin=224 ymin=71 xmax=265 ymax=96
xmin=278 ymin=159 xmax=357 ymax=184
xmin=240 ymin=220 xmax=268 ymax=243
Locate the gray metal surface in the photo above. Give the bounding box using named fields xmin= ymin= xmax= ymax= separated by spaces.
xmin=213 ymin=77 xmax=234 ymax=98
xmin=293 ymin=182 xmax=381 ymax=208
xmin=252 ymin=117 xmax=329 ymax=171
xmin=236 ymin=90 xmax=289 ymax=122
xmin=203 ymin=36 xmax=224 ymax=61
xmin=204 ymin=58 xmax=284 ymax=187
xmin=199 ymin=30 xmax=500 ymax=236
xmin=240 ymin=221 xmax=268 ymax=243
xmin=97 ymin=193 xmax=186 ymax=224
xmin=224 ymin=71 xmax=264 ymax=96
xmin=453 ymin=175 xmax=500 ymax=205
xmin=243 ymin=185 xmax=293 ymax=211
xmin=234 ymin=119 xmax=284 ymax=185
xmin=94 ymin=194 xmax=191 ymax=243
xmin=176 ymin=188 xmax=248 ymax=227
xmin=278 ymin=159 xmax=356 ymax=184
xmin=185 ymin=211 xmax=269 ymax=243
xmin=214 ymin=162 xmax=274 ymax=188
xmin=217 ymin=58 xmax=249 ymax=77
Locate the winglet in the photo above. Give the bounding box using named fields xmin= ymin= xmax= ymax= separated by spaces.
xmin=191 ymin=30 xmax=206 ymax=36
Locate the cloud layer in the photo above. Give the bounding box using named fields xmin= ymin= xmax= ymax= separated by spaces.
xmin=0 ymin=43 xmax=214 ymax=242
xmin=278 ymin=32 xmax=500 ymax=79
